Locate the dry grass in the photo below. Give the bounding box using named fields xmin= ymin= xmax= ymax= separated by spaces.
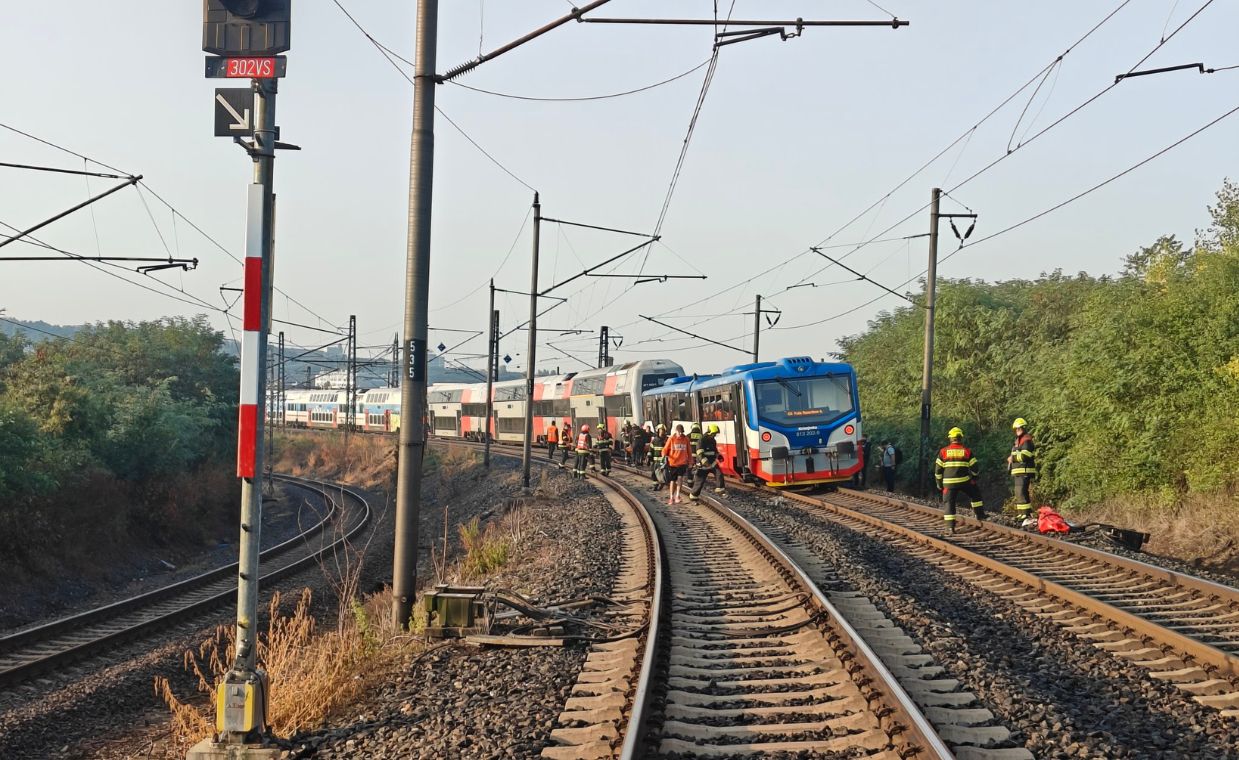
xmin=1067 ymin=490 xmax=1239 ymax=570
xmin=272 ymin=430 xmax=395 ymax=490
xmin=155 ymin=587 xmax=409 ymax=751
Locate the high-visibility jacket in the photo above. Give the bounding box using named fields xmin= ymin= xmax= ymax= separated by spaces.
xmin=696 ymin=433 xmax=719 ymax=466
xmin=666 ymin=434 xmax=692 ymax=467
xmin=1010 ymin=433 xmax=1036 ymax=477
xmin=935 ymin=441 xmax=978 ymax=487
xmin=546 ymin=425 xmax=559 ymax=443
xmin=593 ymin=434 xmax=613 ymax=452
xmin=576 ymin=432 xmax=592 ymax=453
xmin=650 ymin=434 xmax=666 ymax=460
xmin=689 ymin=429 xmax=702 ymax=456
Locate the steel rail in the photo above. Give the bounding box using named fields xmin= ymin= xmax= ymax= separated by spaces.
xmin=0 ymin=477 xmax=334 ymax=657
xmin=840 ymin=487 xmax=1239 ymax=606
xmin=809 ymin=490 xmax=1239 ymax=679
xmin=692 ymin=488 xmax=954 ymax=758
xmin=0 ymin=475 xmax=371 ymax=688
xmin=429 ymin=438 xmax=663 ymax=760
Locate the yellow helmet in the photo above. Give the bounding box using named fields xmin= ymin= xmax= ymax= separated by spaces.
xmin=947 ymin=427 xmax=964 ymax=439
xmin=706 ymin=424 xmax=720 ymax=435
xmin=656 ymin=424 xmax=667 ymax=434
xmin=691 ymin=422 xmax=702 ymax=433
xmin=1012 ymin=417 xmax=1027 ymax=430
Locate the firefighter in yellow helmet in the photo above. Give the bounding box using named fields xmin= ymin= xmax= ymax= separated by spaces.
xmin=934 ymin=427 xmax=986 ymax=533
xmin=689 ymin=424 xmax=726 ymax=500
xmin=1007 ymin=418 xmax=1036 ymax=522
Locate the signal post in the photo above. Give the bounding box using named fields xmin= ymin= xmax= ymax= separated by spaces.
xmin=190 ymin=2 xmax=291 ymax=758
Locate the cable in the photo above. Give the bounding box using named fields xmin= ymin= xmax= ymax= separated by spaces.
xmin=447 ymin=58 xmax=712 ymax=101
xmin=330 ymin=0 xmax=537 ymax=193
xmin=431 ymin=207 xmax=531 ymax=313
xmin=643 ymin=0 xmax=1142 ymax=323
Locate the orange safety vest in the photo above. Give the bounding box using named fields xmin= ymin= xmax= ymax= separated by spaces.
xmin=665 ymin=434 xmax=691 ymax=467
xmin=576 ymin=432 xmax=592 ymax=452
xmin=547 ymin=425 xmax=559 ymax=443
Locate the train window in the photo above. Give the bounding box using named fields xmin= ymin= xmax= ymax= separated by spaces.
xmin=497 ymin=417 xmax=525 ymax=434
xmin=572 ymin=377 xmax=605 ymax=396
xmin=433 ymin=416 xmax=456 ymax=431
xmin=604 ymin=394 xmax=632 ymax=417
xmin=554 ymin=399 xmax=571 ymax=415
xmin=755 ymin=375 xmax=854 ymax=426
xmin=641 ymin=373 xmax=678 ymax=391
xmin=462 ymin=403 xmax=487 ymax=416
xmin=699 ymin=386 xmax=737 ymax=421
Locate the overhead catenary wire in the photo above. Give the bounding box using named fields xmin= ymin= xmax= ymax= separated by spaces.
xmin=447 ymin=58 xmax=713 ymax=101
xmin=644 ymin=0 xmax=1142 ymax=323
xmin=331 ymin=0 xmax=538 ymax=193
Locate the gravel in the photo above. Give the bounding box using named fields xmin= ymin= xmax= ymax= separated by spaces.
xmin=292 ymin=459 xmax=624 ymax=759
xmin=728 ymin=489 xmax=1239 ymax=760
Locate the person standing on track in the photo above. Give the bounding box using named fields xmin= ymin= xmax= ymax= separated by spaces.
xmin=1007 ymin=418 xmax=1036 ymax=523
xmin=650 ymin=424 xmax=668 ymax=490
xmin=689 ymin=424 xmax=725 ymax=500
xmin=934 ymin=427 xmax=986 ymax=533
xmin=546 ymin=421 xmax=559 ymax=461
xmin=632 ymin=423 xmax=648 ymax=466
xmin=561 ymin=422 xmax=573 ymax=468
xmin=686 ymin=422 xmax=703 ymax=489
xmin=858 ymin=435 xmax=871 ymax=488
xmin=594 ymin=426 xmax=614 ymax=475
xmin=880 ymin=441 xmax=897 ymax=492
xmin=665 ymin=424 xmax=692 ymax=505
xmin=573 ymin=424 xmax=593 ymax=479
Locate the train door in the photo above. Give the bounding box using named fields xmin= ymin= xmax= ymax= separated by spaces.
xmin=733 ymin=387 xmax=751 ymax=475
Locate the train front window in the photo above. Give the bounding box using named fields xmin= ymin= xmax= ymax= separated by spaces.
xmin=641 ymin=373 xmax=678 ymax=391
xmin=755 ymin=375 xmax=853 ymax=426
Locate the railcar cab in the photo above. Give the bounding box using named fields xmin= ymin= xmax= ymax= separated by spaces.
xmin=743 ymin=357 xmax=861 ymax=486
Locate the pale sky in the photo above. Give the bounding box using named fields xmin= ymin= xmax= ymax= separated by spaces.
xmin=2 ymin=1 xmax=1236 ymax=376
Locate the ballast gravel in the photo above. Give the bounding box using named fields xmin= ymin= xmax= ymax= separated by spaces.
xmin=728 ymin=490 xmax=1239 ymax=760
xmin=295 ymin=463 xmax=624 ymax=760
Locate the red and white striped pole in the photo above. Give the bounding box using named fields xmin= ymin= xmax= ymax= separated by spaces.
xmin=229 ymin=77 xmax=277 ymax=714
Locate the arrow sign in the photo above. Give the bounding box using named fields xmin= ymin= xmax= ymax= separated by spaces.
xmin=214 ymin=88 xmax=254 ymax=137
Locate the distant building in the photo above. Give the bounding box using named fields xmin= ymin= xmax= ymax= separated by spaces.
xmin=312 ymin=370 xmax=384 ymax=390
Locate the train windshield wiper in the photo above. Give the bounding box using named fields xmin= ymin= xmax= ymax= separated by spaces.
xmin=775 ymin=377 xmax=802 ymax=397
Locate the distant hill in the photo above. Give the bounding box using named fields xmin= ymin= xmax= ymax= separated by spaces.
xmin=3 ymin=319 xmax=517 ymax=386
xmin=0 ymin=319 xmax=83 ymax=341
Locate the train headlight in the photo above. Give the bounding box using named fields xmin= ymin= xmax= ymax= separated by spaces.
xmin=844 ymin=424 xmax=855 ymax=435
xmin=761 ymin=431 xmax=772 ymax=442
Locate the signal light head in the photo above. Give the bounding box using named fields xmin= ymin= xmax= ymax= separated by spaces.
xmin=221 ymin=0 xmax=262 ymax=17
xmin=761 ymin=431 xmax=772 ymax=443
xmin=844 ymin=424 xmax=855 ymax=435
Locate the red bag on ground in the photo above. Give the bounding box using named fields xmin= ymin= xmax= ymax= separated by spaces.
xmin=1037 ymin=506 xmax=1071 ymax=534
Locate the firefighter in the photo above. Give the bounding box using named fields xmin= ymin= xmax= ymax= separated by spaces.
xmin=664 ymin=424 xmax=692 ymax=505
xmin=560 ymin=422 xmax=573 ymax=467
xmin=594 ymin=427 xmax=614 ymax=475
xmin=546 ymin=421 xmax=559 ymax=461
xmin=573 ymin=424 xmax=593 ymax=479
xmin=650 ymin=424 xmax=668 ymax=490
xmin=1007 ymin=418 xmax=1036 ymax=522
xmin=689 ymin=424 xmax=725 ymax=500
xmin=686 ymin=422 xmax=703 ymax=488
xmin=934 ymin=427 xmax=985 ymax=533
xmin=632 ymin=423 xmax=648 ymax=466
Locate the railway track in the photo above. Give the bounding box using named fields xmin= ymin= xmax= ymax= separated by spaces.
xmin=715 ymin=480 xmax=1239 ymax=715
xmin=0 ymin=474 xmax=370 ymax=690
xmin=433 ymin=438 xmax=950 ymax=757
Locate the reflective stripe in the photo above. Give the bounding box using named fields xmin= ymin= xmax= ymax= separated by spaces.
xmin=942 ymin=476 xmax=972 ymax=484
xmin=971 ymin=501 xmax=984 ymax=508
xmin=1015 ymin=503 xmax=1032 ymax=511
xmin=1011 ymin=467 xmax=1034 ymax=475
xmin=943 ymin=514 xmax=957 ymax=521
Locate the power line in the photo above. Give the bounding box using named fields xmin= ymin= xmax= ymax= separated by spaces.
xmin=644 ymin=0 xmax=1141 ymax=322
xmin=446 ymin=58 xmax=712 ymax=101
xmin=331 ymin=0 xmax=537 ymax=192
